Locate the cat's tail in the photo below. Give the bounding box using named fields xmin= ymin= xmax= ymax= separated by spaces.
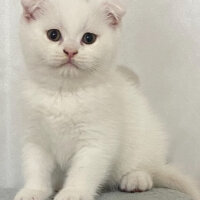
xmin=152 ymin=165 xmax=200 ymax=200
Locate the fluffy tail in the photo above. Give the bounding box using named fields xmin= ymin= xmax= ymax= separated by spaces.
xmin=152 ymin=165 xmax=200 ymax=200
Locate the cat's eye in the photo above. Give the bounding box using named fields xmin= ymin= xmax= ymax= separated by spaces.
xmin=82 ymin=32 xmax=97 ymax=45
xmin=47 ymin=29 xmax=62 ymax=42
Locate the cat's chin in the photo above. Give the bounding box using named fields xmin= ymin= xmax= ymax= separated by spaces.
xmin=55 ymin=63 xmax=82 ymax=79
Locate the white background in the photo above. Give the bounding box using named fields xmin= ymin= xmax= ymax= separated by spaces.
xmin=0 ymin=0 xmax=200 ymax=188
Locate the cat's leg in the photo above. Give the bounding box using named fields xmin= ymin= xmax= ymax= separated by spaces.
xmin=14 ymin=143 xmax=55 ymax=200
xmin=54 ymin=146 xmax=112 ymax=200
xmin=119 ymin=170 xmax=153 ymax=193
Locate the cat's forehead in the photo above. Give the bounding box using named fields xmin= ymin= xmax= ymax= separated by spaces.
xmin=57 ymin=0 xmax=91 ymax=14
xmin=49 ymin=0 xmax=100 ymax=35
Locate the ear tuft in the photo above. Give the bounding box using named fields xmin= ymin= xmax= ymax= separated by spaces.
xmin=104 ymin=0 xmax=126 ymax=26
xmin=21 ymin=0 xmax=44 ymax=21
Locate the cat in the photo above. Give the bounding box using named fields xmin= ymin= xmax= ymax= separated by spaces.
xmin=14 ymin=0 xmax=200 ymax=200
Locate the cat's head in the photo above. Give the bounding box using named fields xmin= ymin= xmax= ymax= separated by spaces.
xmin=20 ymin=0 xmax=126 ymax=79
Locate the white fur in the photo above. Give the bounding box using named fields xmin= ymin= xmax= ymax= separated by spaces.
xmin=15 ymin=0 xmax=200 ymax=200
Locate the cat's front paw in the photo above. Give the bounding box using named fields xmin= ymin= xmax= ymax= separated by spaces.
xmin=54 ymin=188 xmax=93 ymax=200
xmin=120 ymin=171 xmax=153 ymax=193
xmin=14 ymin=188 xmax=52 ymax=200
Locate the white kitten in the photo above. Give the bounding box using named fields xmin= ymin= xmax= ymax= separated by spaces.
xmin=15 ymin=0 xmax=200 ymax=200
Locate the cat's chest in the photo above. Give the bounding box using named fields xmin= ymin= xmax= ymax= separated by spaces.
xmin=29 ymin=90 xmax=88 ymax=167
xmin=33 ymin=90 xmax=86 ymax=133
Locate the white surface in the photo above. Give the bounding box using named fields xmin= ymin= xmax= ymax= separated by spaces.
xmin=0 ymin=0 xmax=200 ymax=188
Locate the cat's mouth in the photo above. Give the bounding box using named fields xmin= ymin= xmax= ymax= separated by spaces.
xmin=58 ymin=61 xmax=79 ymax=69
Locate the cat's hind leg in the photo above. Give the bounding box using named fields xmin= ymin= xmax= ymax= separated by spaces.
xmin=119 ymin=171 xmax=153 ymax=193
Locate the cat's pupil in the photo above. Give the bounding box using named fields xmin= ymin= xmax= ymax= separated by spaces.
xmin=82 ymin=33 xmax=97 ymax=45
xmin=47 ymin=29 xmax=61 ymax=42
xmin=51 ymin=31 xmax=57 ymax=40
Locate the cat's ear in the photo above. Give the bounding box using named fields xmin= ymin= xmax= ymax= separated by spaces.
xmin=103 ymin=0 xmax=126 ymax=27
xmin=21 ymin=0 xmax=45 ymax=21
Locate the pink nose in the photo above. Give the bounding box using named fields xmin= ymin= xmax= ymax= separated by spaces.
xmin=63 ymin=49 xmax=78 ymax=58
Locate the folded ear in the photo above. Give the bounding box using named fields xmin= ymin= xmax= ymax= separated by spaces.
xmin=103 ymin=0 xmax=126 ymax=27
xmin=21 ymin=0 xmax=45 ymax=21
